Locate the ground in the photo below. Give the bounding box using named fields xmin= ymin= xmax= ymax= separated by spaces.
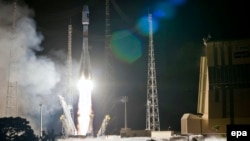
xmin=56 ymin=135 xmax=226 ymax=141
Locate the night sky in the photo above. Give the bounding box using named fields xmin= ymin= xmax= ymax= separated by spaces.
xmin=6 ymin=0 xmax=250 ymax=134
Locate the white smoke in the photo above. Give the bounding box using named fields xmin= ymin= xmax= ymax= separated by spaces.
xmin=57 ymin=136 xmax=151 ymax=141
xmin=204 ymin=136 xmax=226 ymax=141
xmin=0 ymin=0 xmax=65 ymax=134
xmin=56 ymin=136 xmax=226 ymax=141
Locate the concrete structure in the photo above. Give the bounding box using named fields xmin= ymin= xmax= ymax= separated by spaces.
xmin=151 ymin=131 xmax=174 ymax=140
xmin=120 ymin=129 xmax=151 ymax=138
xmin=182 ymin=38 xmax=250 ymax=134
xmin=120 ymin=129 xmax=173 ymax=139
xmin=181 ymin=113 xmax=202 ymax=134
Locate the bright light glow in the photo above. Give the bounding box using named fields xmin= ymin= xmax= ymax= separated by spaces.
xmin=77 ymin=76 xmax=93 ymax=135
xmin=77 ymin=77 xmax=93 ymax=92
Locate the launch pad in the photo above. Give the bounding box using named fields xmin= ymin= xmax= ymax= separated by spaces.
xmin=60 ymin=1 xmax=160 ymax=139
xmin=59 ymin=4 xmax=110 ymax=138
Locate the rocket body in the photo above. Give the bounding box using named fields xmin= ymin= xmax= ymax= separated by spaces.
xmin=82 ymin=5 xmax=89 ymax=25
xmin=77 ymin=5 xmax=94 ymax=136
xmin=80 ymin=5 xmax=91 ymax=79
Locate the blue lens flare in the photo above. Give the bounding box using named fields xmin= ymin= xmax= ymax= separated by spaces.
xmin=153 ymin=2 xmax=176 ymax=19
xmin=170 ymin=0 xmax=187 ymax=6
xmin=136 ymin=16 xmax=159 ymax=36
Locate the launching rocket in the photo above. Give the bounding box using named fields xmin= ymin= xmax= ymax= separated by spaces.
xmin=80 ymin=5 xmax=91 ymax=79
xmin=77 ymin=5 xmax=94 ymax=136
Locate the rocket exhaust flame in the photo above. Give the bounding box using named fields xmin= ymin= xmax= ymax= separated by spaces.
xmin=77 ymin=76 xmax=93 ymax=92
xmin=77 ymin=76 xmax=93 ymax=135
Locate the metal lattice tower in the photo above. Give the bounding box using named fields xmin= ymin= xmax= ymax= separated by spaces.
xmin=104 ymin=0 xmax=113 ymax=114
xmin=105 ymin=0 xmax=112 ymax=72
xmin=66 ymin=23 xmax=73 ymax=105
xmin=67 ymin=21 xmax=75 ymax=128
xmin=105 ymin=0 xmax=111 ymax=42
xmin=146 ymin=13 xmax=160 ymax=131
xmin=5 ymin=0 xmax=18 ymax=117
xmin=67 ymin=22 xmax=73 ymax=102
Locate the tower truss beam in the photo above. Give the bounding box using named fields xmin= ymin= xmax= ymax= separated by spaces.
xmin=146 ymin=13 xmax=160 ymax=131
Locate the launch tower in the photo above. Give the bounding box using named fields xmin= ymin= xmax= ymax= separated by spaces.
xmin=67 ymin=21 xmax=73 ymax=108
xmin=104 ymin=0 xmax=113 ymax=116
xmin=5 ymin=0 xmax=18 ymax=117
xmin=146 ymin=13 xmax=160 ymax=131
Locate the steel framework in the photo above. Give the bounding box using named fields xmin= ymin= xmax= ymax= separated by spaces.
xmin=5 ymin=0 xmax=18 ymax=117
xmin=146 ymin=13 xmax=160 ymax=131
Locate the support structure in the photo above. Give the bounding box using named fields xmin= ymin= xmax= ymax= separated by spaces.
xmin=97 ymin=115 xmax=111 ymax=136
xmin=5 ymin=0 xmax=18 ymax=117
xmin=67 ymin=22 xmax=73 ymax=102
xmin=105 ymin=0 xmax=111 ymax=44
xmin=40 ymin=103 xmax=43 ymax=137
xmin=58 ymin=95 xmax=76 ymax=136
xmin=104 ymin=0 xmax=112 ymax=111
xmin=121 ymin=96 xmax=128 ymax=129
xmin=67 ymin=21 xmax=74 ymax=122
xmin=146 ymin=13 xmax=160 ymax=131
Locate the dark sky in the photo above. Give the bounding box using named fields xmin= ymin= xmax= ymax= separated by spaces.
xmin=14 ymin=0 xmax=250 ymax=134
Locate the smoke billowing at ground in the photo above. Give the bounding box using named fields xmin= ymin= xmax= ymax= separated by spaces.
xmin=56 ymin=136 xmax=226 ymax=141
xmin=0 ymin=0 xmax=77 ymax=134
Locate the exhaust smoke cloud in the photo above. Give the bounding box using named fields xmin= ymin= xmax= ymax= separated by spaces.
xmin=0 ymin=0 xmax=69 ymax=134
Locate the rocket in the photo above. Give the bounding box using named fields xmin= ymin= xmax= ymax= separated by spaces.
xmin=77 ymin=5 xmax=94 ymax=136
xmin=79 ymin=5 xmax=91 ymax=79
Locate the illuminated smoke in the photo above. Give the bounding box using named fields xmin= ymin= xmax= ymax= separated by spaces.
xmin=77 ymin=76 xmax=93 ymax=135
xmin=56 ymin=136 xmax=226 ymax=141
xmin=0 ymin=0 xmax=62 ymax=134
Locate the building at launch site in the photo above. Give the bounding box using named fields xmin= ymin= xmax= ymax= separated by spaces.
xmin=181 ymin=38 xmax=250 ymax=135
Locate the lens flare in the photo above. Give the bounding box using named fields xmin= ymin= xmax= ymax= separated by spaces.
xmin=153 ymin=2 xmax=176 ymax=19
xmin=110 ymin=30 xmax=142 ymax=63
xmin=136 ymin=16 xmax=159 ymax=36
xmin=77 ymin=76 xmax=93 ymax=135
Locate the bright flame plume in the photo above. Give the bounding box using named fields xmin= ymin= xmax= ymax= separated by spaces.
xmin=77 ymin=76 xmax=93 ymax=135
